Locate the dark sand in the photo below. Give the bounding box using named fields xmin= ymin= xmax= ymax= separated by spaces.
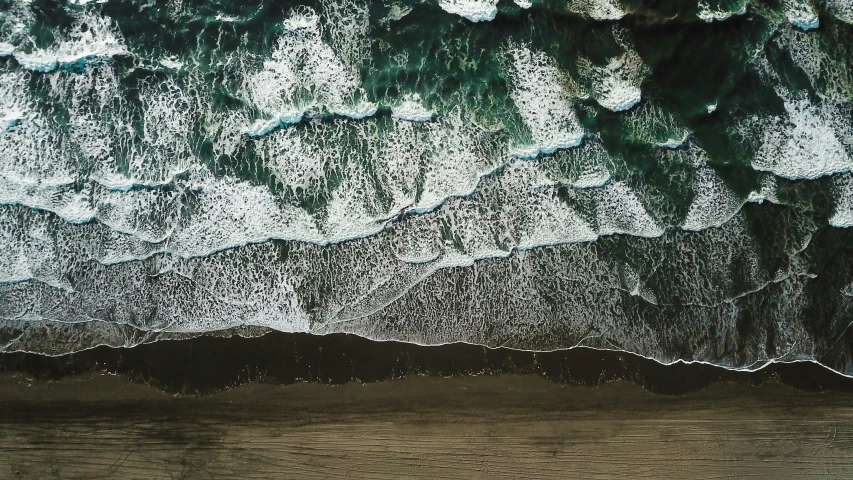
xmin=3 ymin=332 xmax=852 ymax=394
xmin=2 ymin=333 xmax=853 ymax=478
xmin=2 ymin=372 xmax=853 ymax=478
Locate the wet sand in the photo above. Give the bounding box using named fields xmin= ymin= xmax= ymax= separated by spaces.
xmin=2 ymin=333 xmax=853 ymax=478
xmin=3 ymin=332 xmax=852 ymax=394
xmin=2 ymin=372 xmax=853 ymax=478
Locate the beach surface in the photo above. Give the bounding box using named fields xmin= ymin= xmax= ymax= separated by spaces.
xmin=2 ymin=371 xmax=853 ymax=479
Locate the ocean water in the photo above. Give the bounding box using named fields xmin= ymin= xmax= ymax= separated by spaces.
xmin=0 ymin=0 xmax=852 ymax=374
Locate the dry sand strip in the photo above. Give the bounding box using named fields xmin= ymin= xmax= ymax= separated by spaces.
xmin=1 ymin=372 xmax=853 ymax=479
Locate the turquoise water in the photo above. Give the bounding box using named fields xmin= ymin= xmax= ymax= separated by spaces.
xmin=0 ymin=0 xmax=852 ymax=373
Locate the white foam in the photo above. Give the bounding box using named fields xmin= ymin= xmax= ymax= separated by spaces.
xmin=282 ymin=6 xmax=319 ymax=31
xmin=0 ymin=0 xmax=33 ymax=48
xmin=321 ymin=153 xmax=395 ymax=242
xmin=0 ymin=183 xmax=820 ymax=369
xmin=567 ymin=0 xmax=626 ymax=20
xmin=773 ymin=29 xmax=822 ymax=92
xmin=658 ymin=132 xmax=690 ymax=149
xmin=586 ymin=52 xmax=645 ymax=112
xmin=166 ymin=165 xmax=322 ymax=257
xmin=0 ymin=70 xmax=29 ymax=118
xmin=827 ymin=0 xmax=853 ymax=23
xmin=623 ymin=101 xmax=691 ymax=148
xmin=682 ymin=166 xmax=743 ymax=231
xmin=593 ymin=181 xmax=664 ymax=237
xmin=744 ymin=175 xmax=778 ymax=204
xmin=243 ymin=6 xmax=376 ymax=135
xmin=0 ymin=105 xmax=632 ymax=269
xmin=382 ymin=161 xmax=613 ymax=271
xmin=783 ymin=0 xmax=820 ymax=30
xmin=697 ymin=1 xmax=747 ymax=22
xmin=0 ymin=203 xmax=835 ymax=375
xmin=438 ymin=0 xmax=499 ymax=22
xmin=0 ymin=62 xmax=201 ymax=225
xmin=504 ymin=43 xmax=585 ymax=158
xmin=0 ymin=241 xmax=311 ymax=337
xmin=749 ymin=93 xmax=853 ymax=180
xmin=0 ymin=209 xmax=75 ymax=290
xmin=243 ymin=111 xmax=305 ymax=138
xmin=505 ymin=180 xmax=599 ymax=250
xmin=13 ymin=13 xmax=128 ymax=72
xmin=214 ymin=14 xmax=240 ymax=22
xmin=7 ymin=1 xmax=839 ymax=366
xmin=391 ymin=93 xmax=434 ymax=122
xmin=239 ymin=111 xmax=503 ymax=251
xmin=312 ymin=208 xmax=779 ymax=358
xmin=380 ymin=3 xmax=414 ymax=25
xmin=575 ymin=30 xmax=647 ymax=113
xmin=0 ymin=70 xmax=89 ymax=222
xmin=514 ymin=0 xmax=533 ymax=8
xmin=536 ymin=138 xmax=612 ymax=188
xmin=320 ymin=0 xmax=371 ymax=77
xmin=0 ymin=97 xmax=501 ymax=262
xmin=481 ymin=169 xmax=652 ymax=251
xmin=90 ymin=76 xmax=195 ymax=186
xmin=0 ymin=177 xmax=95 ymax=223
xmin=829 ymin=174 xmax=853 ymax=228
xmin=373 ymin=120 xmax=425 ymax=214
xmin=572 ymin=171 xmax=610 ymax=188
xmin=93 ymin=187 xmax=180 ymax=244
xmin=334 ymin=100 xmax=378 ymax=120
xmin=159 ymin=56 xmax=184 ymax=70
xmin=596 ymin=78 xmax=641 ymax=112
xmin=0 ymin=106 xmax=654 ymax=276
xmin=0 ymin=108 xmax=25 ymax=132
xmin=413 ymin=110 xmax=505 ymax=212
xmin=0 ymin=203 xmax=168 ymax=288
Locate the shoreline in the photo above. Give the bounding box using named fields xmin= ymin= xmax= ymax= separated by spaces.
xmin=4 ymin=332 xmax=853 ymax=477
xmin=2 ymin=331 xmax=853 ymax=394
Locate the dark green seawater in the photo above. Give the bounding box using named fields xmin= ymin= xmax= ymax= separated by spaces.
xmin=0 ymin=0 xmax=852 ymax=374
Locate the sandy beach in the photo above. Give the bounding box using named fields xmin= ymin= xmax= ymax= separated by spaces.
xmin=2 ymin=370 xmax=853 ymax=479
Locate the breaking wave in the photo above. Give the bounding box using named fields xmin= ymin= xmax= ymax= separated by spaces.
xmin=1 ymin=0 xmax=853 ymax=376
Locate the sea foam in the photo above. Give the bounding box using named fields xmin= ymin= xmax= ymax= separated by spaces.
xmin=567 ymin=0 xmax=626 ymax=20
xmin=783 ymin=0 xmax=820 ymax=30
xmin=682 ymin=166 xmax=743 ymax=231
xmin=438 ymin=0 xmax=499 ymax=22
xmin=830 ymin=174 xmax=853 ymax=228
xmin=242 ymin=6 xmax=377 ymax=137
xmin=749 ymin=94 xmax=853 ymax=180
xmin=697 ymin=1 xmax=747 ymax=22
xmin=504 ymin=43 xmax=585 ymax=158
xmin=13 ymin=14 xmax=128 ymax=72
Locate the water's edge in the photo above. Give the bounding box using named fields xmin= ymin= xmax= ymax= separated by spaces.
xmin=2 ymin=330 xmax=852 ymax=395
